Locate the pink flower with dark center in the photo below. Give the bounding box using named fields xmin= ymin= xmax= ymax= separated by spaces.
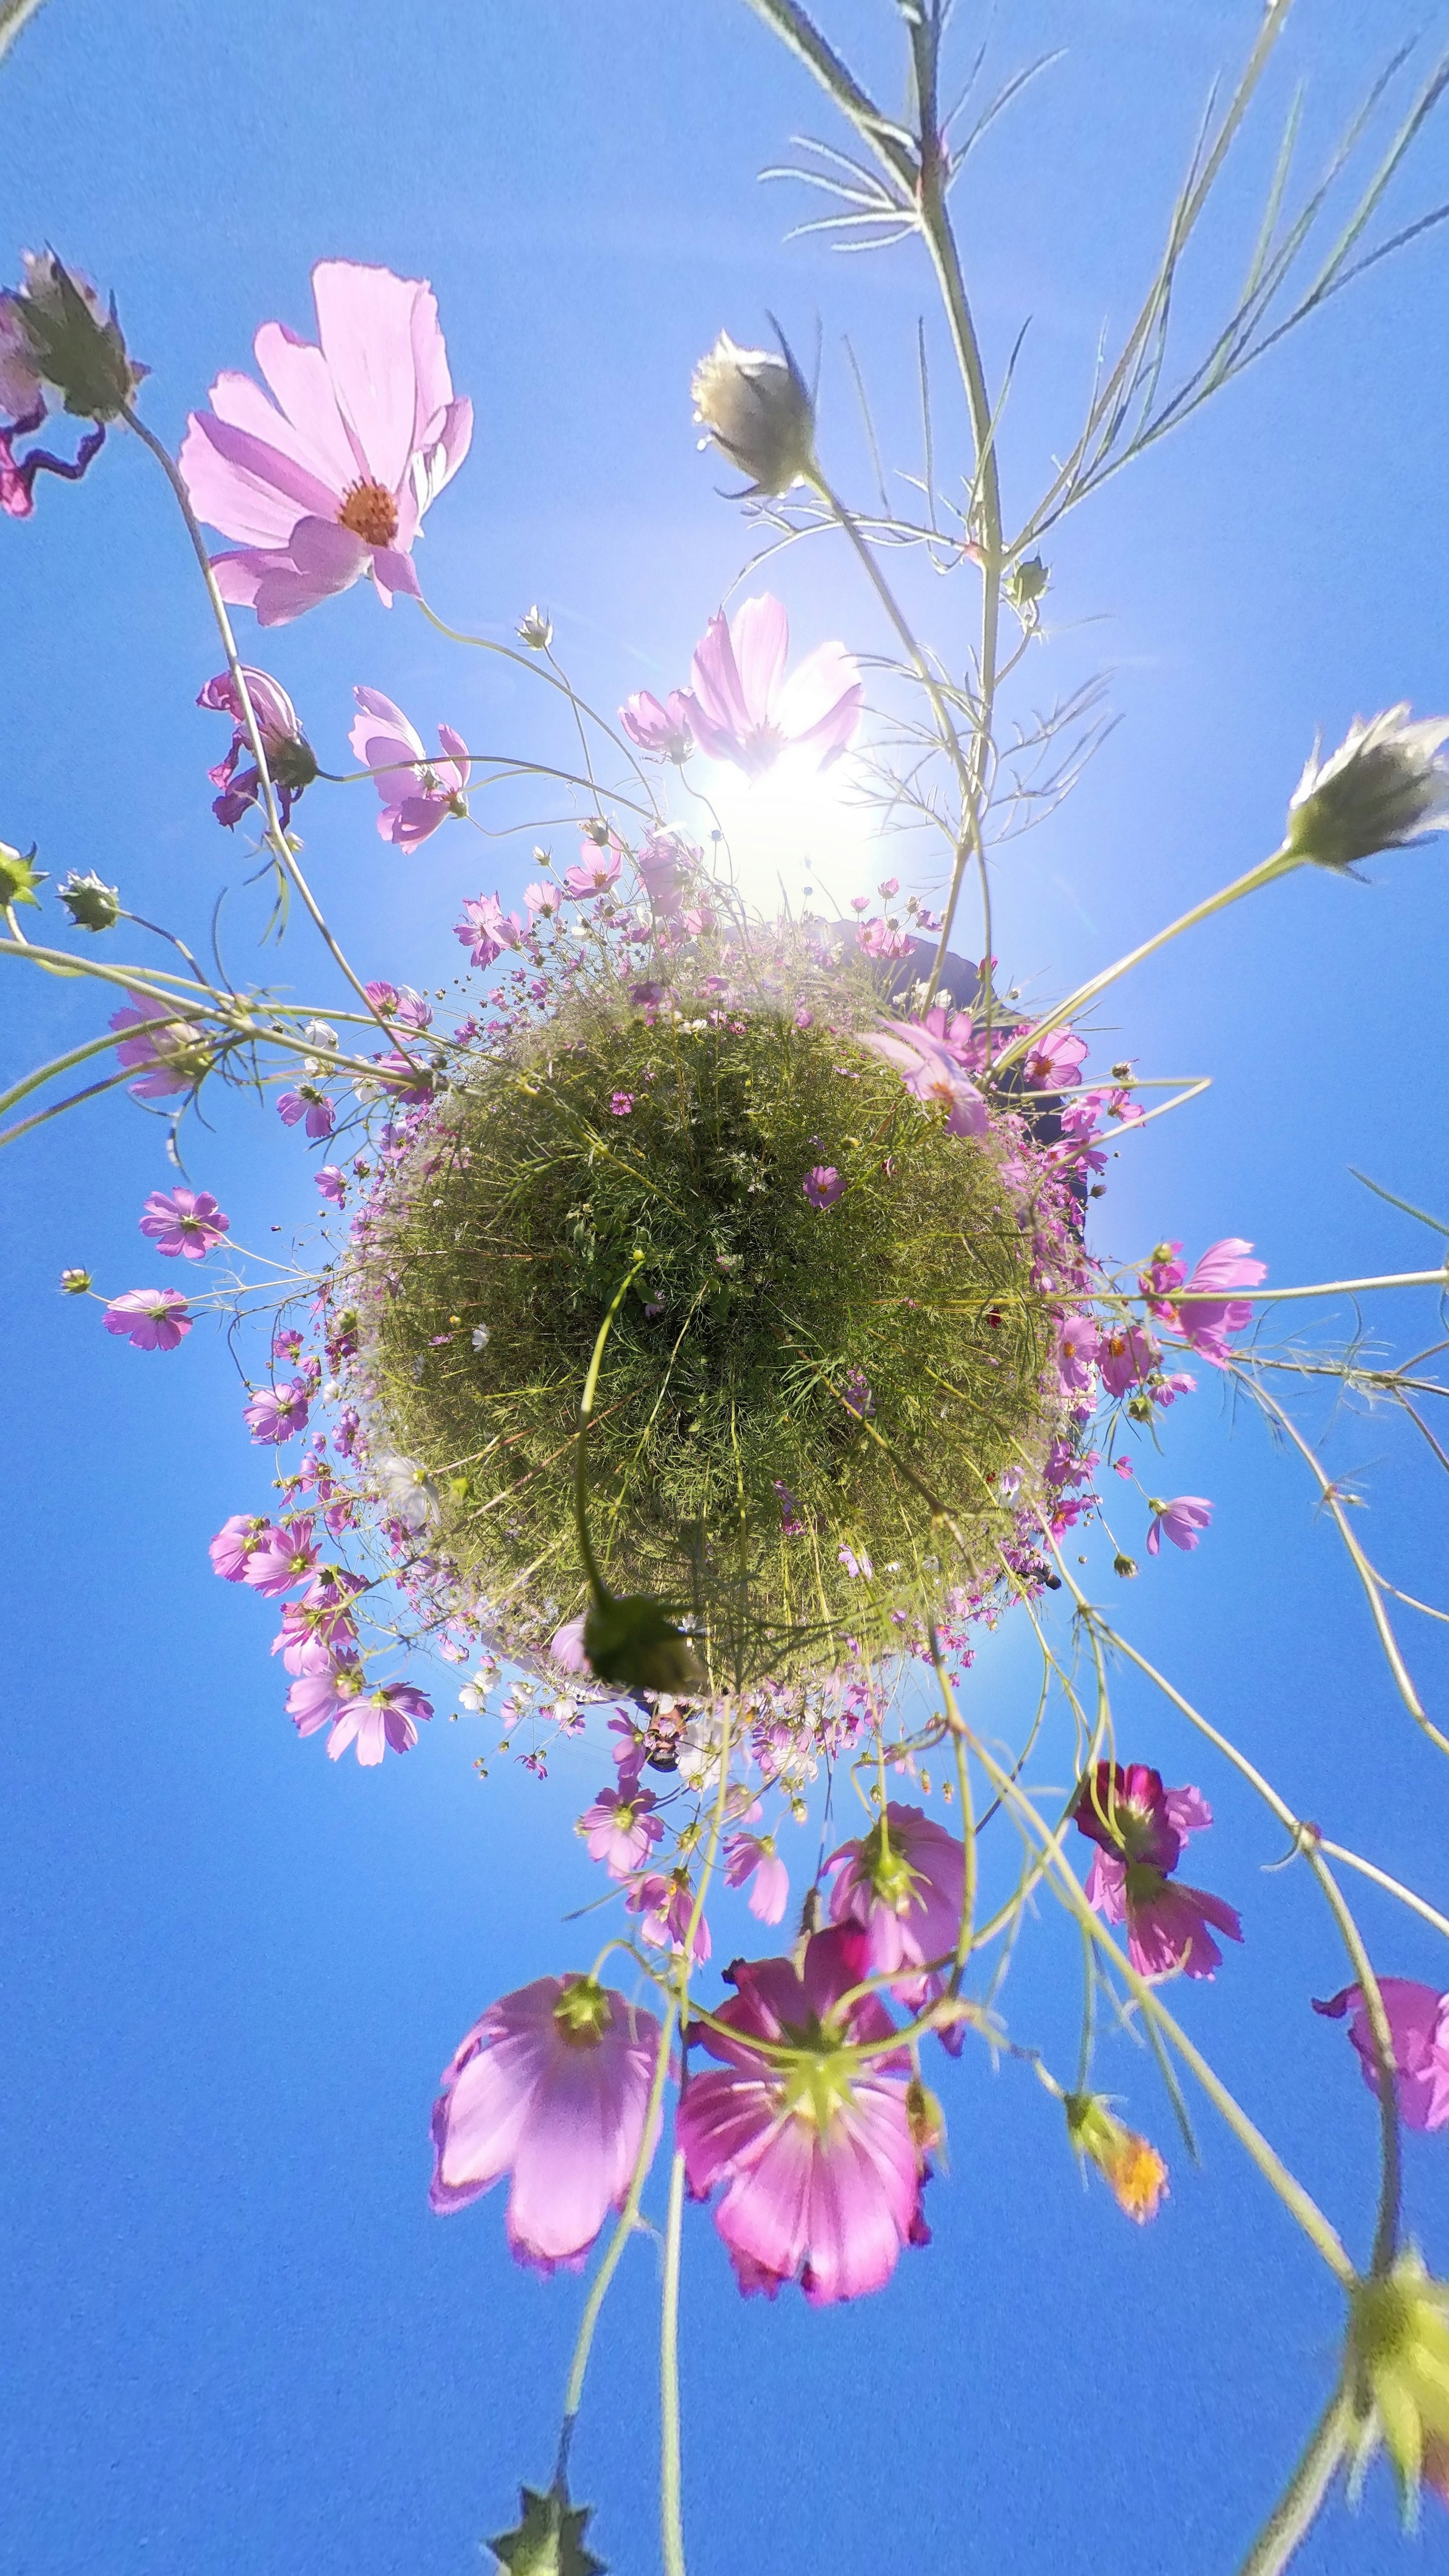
xmin=242 ymin=1514 xmax=321 ymax=1598
xmin=621 ymin=690 xmax=695 ymax=762
xmin=681 ymin=595 xmax=862 ymax=778
xmin=677 ymin=1926 xmax=928 ymax=2304
xmin=609 ymin=1092 xmax=634 ymax=1117
xmin=523 ymin=878 xmax=560 ymax=917
xmin=1313 ymin=1978 xmax=1449 ymax=2132
xmin=1074 ymin=1762 xmax=1241 ymax=1980
xmin=244 ymin=1378 xmax=311 ymax=1443
xmin=826 ymin=1802 xmax=964 ymax=2024
xmin=454 ymin=891 xmax=523 ymax=969
xmin=1147 ymin=1494 xmax=1213 ymax=1556
xmin=277 ymin=1084 xmax=334 ymax=1140
xmin=1098 ymin=1323 xmax=1160 ymax=1397
xmin=1020 ymin=1026 xmax=1088 ymax=1090
xmin=803 ymin=1165 xmax=844 ymax=1210
xmin=138 ymin=1186 xmax=229 ymax=1260
xmin=315 ymin=1165 xmax=346 ymax=1206
xmin=428 ymin=1974 xmax=662 ymax=2272
xmin=197 ymin=667 xmax=316 ymax=829
xmin=857 ymin=1020 xmax=986 ymax=1139
xmin=1057 ymin=1313 xmax=1101 ymax=1393
xmin=563 ymin=839 xmax=622 ymax=900
xmin=209 ymin=1513 xmax=275 ymax=1581
xmin=109 ymin=992 xmax=211 ymax=1101
xmin=103 ymin=1287 xmax=192 ymax=1351
xmin=179 ymin=259 xmax=472 ymax=626
xmin=350 ymin=686 xmax=469 ymax=848
xmin=579 ymin=1784 xmax=663 ymax=1879
xmin=1168 ymin=1237 xmax=1267 ymax=1366
xmin=724 ymin=1832 xmax=791 ymax=1925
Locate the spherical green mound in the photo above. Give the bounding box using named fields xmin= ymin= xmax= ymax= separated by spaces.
xmin=359 ymin=987 xmax=1063 ymax=1686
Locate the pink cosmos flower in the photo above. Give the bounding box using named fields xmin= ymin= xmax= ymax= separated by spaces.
xmin=724 ymin=1832 xmax=791 ymax=1925
xmin=315 ymin=1165 xmax=346 ymax=1206
xmin=103 ymin=1287 xmax=192 ymax=1351
xmin=1056 ymin=1313 xmax=1100 ymax=1393
xmin=803 ymin=1165 xmax=844 ymax=1210
xmin=524 ymin=879 xmax=560 ymax=918
xmin=549 ymin=1615 xmax=589 ymax=1675
xmin=626 ymin=1868 xmax=710 ymax=1960
xmin=842 ymin=1368 xmax=873 ymax=1419
xmin=363 ymin=980 xmax=432 ymax=1028
xmin=326 ymin=1676 xmax=431 ymax=1766
xmin=857 ymin=1021 xmax=987 ymax=1139
xmin=272 ymin=1576 xmax=363 ymax=1675
xmin=197 ymin=667 xmax=316 ymax=829
xmin=1020 ymin=1026 xmax=1088 ymax=1090
xmin=454 ymin=891 xmax=523 ymax=969
xmin=109 ymin=992 xmax=210 ymax=1101
xmin=563 ymin=839 xmax=622 ymax=900
xmin=1098 ymin=1323 xmax=1159 ymax=1397
xmin=1313 ymin=1978 xmax=1449 ymax=2132
xmin=244 ymin=1378 xmax=311 ymax=1443
xmin=1169 ymin=1238 xmax=1267 ymax=1366
xmin=242 ymin=1514 xmax=321 ymax=1598
xmin=677 ymin=1926 xmax=928 ymax=2304
xmin=681 ymin=595 xmax=863 ymax=778
xmin=838 ymin=1543 xmax=873 ymax=1580
xmin=826 ymin=1802 xmax=965 ymax=2003
xmin=1147 ymin=1494 xmax=1213 ymax=1556
xmin=350 ymin=686 xmax=469 ymax=848
xmin=635 ymin=830 xmax=691 ymax=917
xmin=429 ymin=1974 xmax=662 ymax=2273
xmin=609 ymin=1092 xmax=634 ymax=1117
xmin=277 ymin=1084 xmax=334 ymax=1140
xmin=179 ymin=259 xmax=472 ymax=626
xmin=621 ymin=689 xmax=695 ymax=761
xmin=209 ymin=1513 xmax=275 ymax=1581
xmin=1074 ymin=1761 xmax=1242 ymax=1980
xmin=138 ymin=1186 xmax=229 ymax=1260
xmin=579 ymin=1784 xmax=663 ymax=1879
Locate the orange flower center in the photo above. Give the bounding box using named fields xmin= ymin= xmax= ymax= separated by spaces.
xmin=337 ymin=479 xmax=399 ymax=547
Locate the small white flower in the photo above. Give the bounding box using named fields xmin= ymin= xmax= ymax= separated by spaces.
xmin=1286 ymin=705 xmax=1449 ymax=870
xmin=375 ymin=1452 xmax=439 ymax=1532
xmin=303 ymin=1018 xmax=338 ymax=1050
xmin=471 ymin=1323 xmax=490 ymax=1352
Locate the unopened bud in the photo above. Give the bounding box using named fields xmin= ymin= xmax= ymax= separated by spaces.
xmin=1113 ymin=1552 xmax=1138 ymax=1578
xmin=906 ymin=2074 xmax=946 ymax=2156
xmin=1346 ymin=2252 xmax=1449 ymax=2525
xmin=691 ymin=327 xmax=817 ymax=497
xmin=59 ymin=1267 xmax=92 ymax=1294
xmin=487 ymin=2481 xmax=606 ymax=2576
xmin=517 ymin=605 xmax=552 ymax=651
xmin=15 ymin=252 xmax=143 ymax=421
xmin=1286 ymin=706 xmax=1449 ymax=872
xmin=57 ymin=867 xmax=120 ymax=931
xmin=1004 ymin=553 xmax=1049 ymax=617
xmin=0 ymin=840 xmax=44 ymax=908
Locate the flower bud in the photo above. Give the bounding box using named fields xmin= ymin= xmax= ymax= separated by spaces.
xmin=1346 ymin=2252 xmax=1449 ymax=2523
xmin=1286 ymin=706 xmax=1449 ymax=872
xmin=1113 ymin=1552 xmax=1138 ymax=1579
xmin=0 ymin=840 xmax=44 ymax=907
xmin=57 ymin=867 xmax=120 ymax=931
xmin=14 ymin=253 xmax=143 ymax=421
xmin=1064 ymin=2091 xmax=1167 ymax=2221
xmin=691 ymin=328 xmax=817 ymax=497
xmin=59 ymin=1267 xmax=92 ymax=1294
xmin=1004 ymin=553 xmax=1049 ymax=618
xmin=583 ymin=1592 xmax=703 ymax=1693
xmin=517 ymin=605 xmax=552 ymax=651
xmin=487 ymin=2483 xmax=606 ymax=2576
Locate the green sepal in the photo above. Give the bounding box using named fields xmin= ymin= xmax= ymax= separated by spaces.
xmin=486 ymin=2484 xmax=606 ymax=2575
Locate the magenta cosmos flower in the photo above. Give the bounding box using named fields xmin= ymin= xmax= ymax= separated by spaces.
xmin=621 ymin=689 xmax=694 ymax=762
xmin=724 ymin=1832 xmax=791 ymax=1926
xmin=179 ymin=260 xmax=472 ymax=626
xmin=826 ymin=1802 xmax=966 ymax=2006
xmin=242 ymin=1514 xmax=321 ymax=1598
xmin=109 ymin=992 xmax=211 ymax=1101
xmin=1147 ymin=1493 xmax=1213 ymax=1556
xmin=429 ymin=1974 xmax=663 ymax=2273
xmin=244 ymin=1378 xmax=311 ymax=1443
xmin=802 ymin=1165 xmax=844 ymax=1210
xmin=1019 ymin=1025 xmax=1088 ymax=1090
xmin=1169 ymin=1237 xmax=1266 ymax=1365
xmin=681 ymin=595 xmax=863 ymax=778
xmin=1314 ymin=1978 xmax=1449 ymax=2132
xmin=454 ymin=891 xmax=523 ymax=969
xmin=579 ymin=1783 xmax=663 ymax=1879
xmin=197 ymin=667 xmax=316 ymax=829
xmin=209 ymin=1512 xmax=275 ymax=1581
xmin=563 ymin=838 xmax=622 ymax=900
xmin=138 ymin=1185 xmax=229 ymax=1260
xmin=1057 ymin=1313 xmax=1100 ymax=1393
xmin=300 ymin=1664 xmax=431 ymax=1764
xmin=350 ymin=686 xmax=469 ymax=848
xmin=858 ymin=1019 xmax=987 ymax=1138
xmin=1098 ymin=1322 xmax=1160 ymax=1397
xmin=276 ymin=1083 xmax=334 ymax=1140
xmin=103 ymin=1287 xmax=192 ymax=1351
xmin=678 ymin=1926 xmax=928 ymax=2304
xmin=1074 ymin=1761 xmax=1242 ymax=1980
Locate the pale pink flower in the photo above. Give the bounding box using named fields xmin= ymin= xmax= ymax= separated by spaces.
xmin=1313 ymin=1978 xmax=1449 ymax=2132
xmin=242 ymin=1514 xmax=321 ymax=1598
xmin=621 ymin=689 xmax=694 ymax=761
xmin=454 ymin=890 xmax=523 ymax=969
xmin=826 ymin=1802 xmax=965 ymax=2001
xmin=197 ymin=667 xmax=316 ymax=829
xmin=209 ymin=1513 xmax=275 ymax=1581
xmin=429 ymin=1974 xmax=662 ymax=2272
xmin=524 ymin=879 xmax=560 ymax=917
xmin=1147 ymin=1494 xmax=1213 ymax=1556
xmin=681 ymin=595 xmax=862 ymax=778
xmin=1056 ymin=1313 xmax=1100 ymax=1393
xmin=1170 ymin=1238 xmax=1267 ymax=1366
xmin=179 ymin=260 xmax=472 ymax=626
xmin=315 ymin=1165 xmax=346 ymax=1206
xmin=837 ymin=1543 xmax=873 ymax=1580
xmin=350 ymin=686 xmax=469 ymax=848
xmin=857 ymin=1021 xmax=986 ymax=1139
xmin=803 ymin=1165 xmax=844 ymax=1210
xmin=1020 ymin=1026 xmax=1088 ymax=1090
xmin=1074 ymin=1761 xmax=1241 ymax=1980
xmin=609 ymin=1092 xmax=634 ymax=1117
xmin=109 ymin=992 xmax=211 ymax=1101
xmin=724 ymin=1832 xmax=790 ymax=1925
xmin=244 ymin=1378 xmax=311 ymax=1443
xmin=325 ymin=1676 xmax=431 ymax=1765
xmin=579 ymin=1784 xmax=663 ymax=1879
xmin=1098 ymin=1323 xmax=1160 ymax=1397
xmin=563 ymin=839 xmax=622 ymax=900
xmin=549 ymin=1615 xmax=588 ymax=1675
xmin=635 ymin=830 xmax=691 ymax=917
xmin=677 ymin=1927 xmax=928 ymax=2304
xmin=277 ymin=1084 xmax=334 ymax=1140
xmin=363 ymin=980 xmax=432 ymax=1028
xmin=103 ymin=1287 xmax=192 ymax=1351
xmin=138 ymin=1186 xmax=229 ymax=1260
xmin=628 ymin=1868 xmax=711 ymax=1961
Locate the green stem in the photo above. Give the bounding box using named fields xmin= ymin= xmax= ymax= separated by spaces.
xmin=572 ymin=1252 xmax=646 ymax=1607
xmin=659 ymin=2147 xmax=689 ymax=2576
xmin=555 ymin=1996 xmax=678 ymax=2482
xmin=1236 ymin=2385 xmax=1352 ymax=2576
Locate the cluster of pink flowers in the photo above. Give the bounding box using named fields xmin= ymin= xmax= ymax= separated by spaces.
xmin=1073 ymin=1762 xmax=1242 ymax=1979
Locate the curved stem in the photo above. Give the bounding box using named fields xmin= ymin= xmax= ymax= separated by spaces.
xmin=1237 ymin=2385 xmax=1352 ymax=2576
xmin=572 ymin=1251 xmax=646 ymax=1607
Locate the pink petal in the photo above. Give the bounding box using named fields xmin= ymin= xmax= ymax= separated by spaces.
xmin=180 ymin=406 xmax=338 ymax=546
xmin=230 ymin=325 xmax=356 ymax=491
xmin=369 ymin=545 xmax=422 ymax=606
xmin=290 ymin=514 xmax=370 ymax=586
xmin=312 ymin=260 xmax=425 ymax=495
xmin=729 ymin=595 xmax=789 ymax=727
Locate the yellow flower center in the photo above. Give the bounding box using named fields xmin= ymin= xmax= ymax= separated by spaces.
xmin=338 ymin=479 xmax=399 ymax=547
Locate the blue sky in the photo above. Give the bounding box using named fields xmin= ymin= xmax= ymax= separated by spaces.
xmin=4 ymin=3 xmax=1449 ymax=2571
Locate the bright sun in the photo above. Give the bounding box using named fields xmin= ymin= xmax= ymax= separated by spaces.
xmin=680 ymin=750 xmax=886 ymax=923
